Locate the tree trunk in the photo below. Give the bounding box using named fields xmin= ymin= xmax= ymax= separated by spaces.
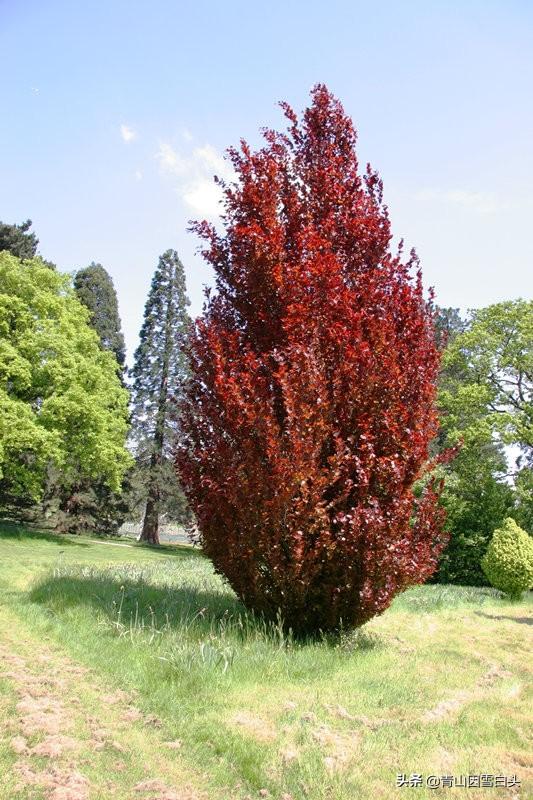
xmin=140 ymin=458 xmax=160 ymax=545
xmin=140 ymin=497 xmax=160 ymax=544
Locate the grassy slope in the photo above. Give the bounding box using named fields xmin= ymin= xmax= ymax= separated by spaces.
xmin=0 ymin=523 xmax=531 ymax=799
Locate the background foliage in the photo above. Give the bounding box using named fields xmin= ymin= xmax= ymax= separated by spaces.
xmin=0 ymin=252 xmax=131 ymax=509
xmin=434 ymin=300 xmax=532 ymax=584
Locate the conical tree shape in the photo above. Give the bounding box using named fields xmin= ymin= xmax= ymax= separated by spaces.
xmin=130 ymin=250 xmax=191 ymax=544
xmin=177 ymin=85 xmax=450 ymax=633
xmin=74 ymin=263 xmax=126 ymax=369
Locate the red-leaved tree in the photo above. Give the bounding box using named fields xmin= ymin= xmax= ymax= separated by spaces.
xmin=177 ymin=85 xmax=450 ymax=634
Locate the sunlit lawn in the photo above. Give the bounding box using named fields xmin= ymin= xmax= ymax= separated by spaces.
xmin=0 ymin=523 xmax=531 ymax=799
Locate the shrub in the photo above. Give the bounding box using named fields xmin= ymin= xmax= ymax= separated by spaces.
xmin=177 ymin=86 xmax=451 ymax=634
xmin=481 ymin=518 xmax=533 ymax=600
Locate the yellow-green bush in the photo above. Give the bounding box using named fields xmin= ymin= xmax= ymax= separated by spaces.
xmin=481 ymin=518 xmax=533 ymax=600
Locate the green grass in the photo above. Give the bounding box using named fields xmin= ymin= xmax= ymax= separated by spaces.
xmin=0 ymin=522 xmax=532 ymax=799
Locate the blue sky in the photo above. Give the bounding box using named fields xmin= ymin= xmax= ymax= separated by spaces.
xmin=1 ymin=0 xmax=532 ymax=363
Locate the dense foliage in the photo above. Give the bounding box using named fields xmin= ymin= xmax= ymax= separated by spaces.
xmin=436 ymin=470 xmax=514 ymax=586
xmin=481 ymin=518 xmax=533 ymax=599
xmin=0 ymin=219 xmax=39 ymax=261
xmin=35 ymin=261 xmax=132 ymax=534
xmin=177 ymin=85 xmax=449 ymax=633
xmin=0 ymin=252 xmax=131 ymax=506
xmin=434 ymin=300 xmax=532 ymax=583
xmin=443 ymin=300 xmax=532 ymax=454
xmin=432 ymin=306 xmax=513 ymax=584
xmin=514 ymin=466 xmax=533 ymax=533
xmin=74 ymin=263 xmax=126 ymax=369
xmin=123 ymin=456 xmax=191 ymax=530
xmin=39 ymin=465 xmax=132 ymax=535
xmin=130 ymin=250 xmax=191 ymax=544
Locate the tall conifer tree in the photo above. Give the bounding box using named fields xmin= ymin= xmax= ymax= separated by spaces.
xmin=130 ymin=249 xmax=191 ymax=544
xmin=74 ymin=263 xmax=126 ymax=369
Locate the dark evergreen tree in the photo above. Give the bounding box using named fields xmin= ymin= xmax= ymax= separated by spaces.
xmin=0 ymin=219 xmax=39 ymax=260
xmin=40 ymin=468 xmax=132 ymax=535
xmin=120 ymin=456 xmax=192 ymax=530
xmin=0 ymin=219 xmax=56 ymax=268
xmin=130 ymin=249 xmax=191 ymax=544
xmin=74 ymin=263 xmax=126 ymax=368
xmin=430 ymin=307 xmax=468 ymax=453
xmin=432 ymin=306 xmax=466 ymax=351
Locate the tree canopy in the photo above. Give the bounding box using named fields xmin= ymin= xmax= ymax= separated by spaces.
xmin=74 ymin=263 xmax=126 ymax=368
xmin=433 ymin=300 xmax=532 ymax=583
xmin=178 ymin=85 xmax=449 ymax=633
xmin=440 ymin=300 xmax=532 ymax=453
xmin=0 ymin=219 xmax=39 ymax=261
xmin=0 ymin=252 xmax=131 ymax=505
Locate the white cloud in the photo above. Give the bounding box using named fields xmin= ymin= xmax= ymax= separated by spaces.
xmin=155 ymin=139 xmax=236 ymax=218
xmin=134 ymin=170 xmax=143 ymax=181
xmin=120 ymin=124 xmax=137 ymax=143
xmin=156 ymin=142 xmax=188 ymax=174
xmin=416 ymin=188 xmax=501 ymax=214
xmin=194 ymin=144 xmax=228 ymax=174
xmin=183 ymin=180 xmax=224 ymax=217
xmin=443 ymin=190 xmax=500 ymax=214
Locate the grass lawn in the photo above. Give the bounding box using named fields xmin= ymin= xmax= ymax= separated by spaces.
xmin=0 ymin=523 xmax=531 ymax=799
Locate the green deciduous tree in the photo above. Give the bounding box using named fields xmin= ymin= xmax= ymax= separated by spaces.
xmin=39 ymin=262 xmax=131 ymax=535
xmin=74 ymin=263 xmax=126 ymax=369
xmin=443 ymin=299 xmax=532 ymax=454
xmin=514 ymin=463 xmax=533 ymax=532
xmin=0 ymin=252 xmax=131 ymax=510
xmin=434 ymin=300 xmax=532 ymax=584
xmin=130 ymin=250 xmax=191 ymax=545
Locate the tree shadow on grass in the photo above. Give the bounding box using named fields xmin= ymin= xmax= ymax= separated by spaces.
xmin=29 ymin=567 xmax=251 ymax=638
xmin=0 ymin=521 xmax=90 ymax=548
xmin=475 ymin=611 xmax=533 ymax=627
xmin=28 ymin=564 xmax=346 ymax=648
xmin=29 ymin=570 xmax=398 ymax=659
xmin=129 ymin=540 xmax=202 ymax=559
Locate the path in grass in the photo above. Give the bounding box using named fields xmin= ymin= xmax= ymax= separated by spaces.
xmin=0 ymin=604 xmax=208 ymax=800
